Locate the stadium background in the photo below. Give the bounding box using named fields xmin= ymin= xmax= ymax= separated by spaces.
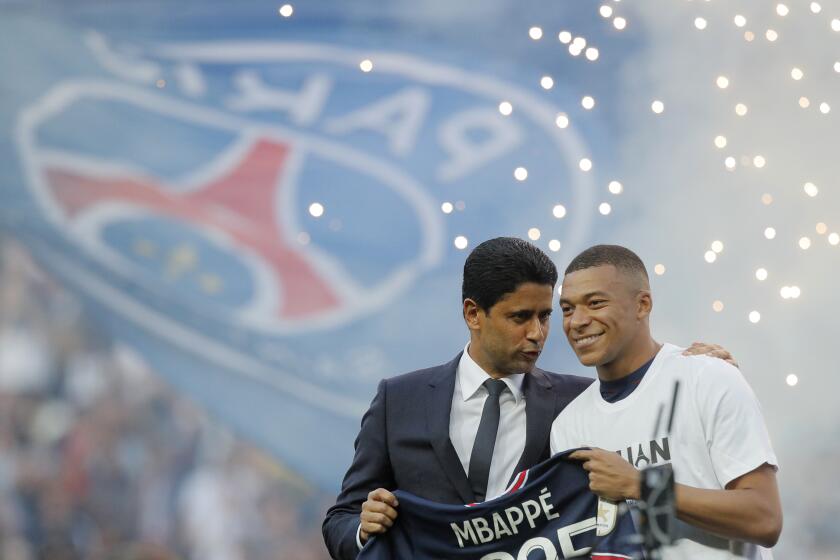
xmin=1 ymin=0 xmax=838 ymax=557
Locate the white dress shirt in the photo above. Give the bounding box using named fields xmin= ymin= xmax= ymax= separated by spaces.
xmin=449 ymin=343 xmax=527 ymax=501
xmin=356 ymin=344 xmax=527 ymax=549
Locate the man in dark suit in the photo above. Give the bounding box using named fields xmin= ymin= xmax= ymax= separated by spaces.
xmin=322 ymin=237 xmax=732 ymax=560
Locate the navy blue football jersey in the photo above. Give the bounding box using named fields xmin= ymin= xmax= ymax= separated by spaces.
xmin=358 ymin=450 xmax=643 ymax=559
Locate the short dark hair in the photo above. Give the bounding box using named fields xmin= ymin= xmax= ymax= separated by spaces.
xmin=462 ymin=237 xmax=558 ymax=312
xmin=564 ymin=244 xmax=648 ymax=280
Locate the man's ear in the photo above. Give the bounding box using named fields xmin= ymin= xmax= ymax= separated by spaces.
xmin=637 ymin=290 xmax=653 ymax=319
xmin=463 ymin=298 xmax=482 ymax=331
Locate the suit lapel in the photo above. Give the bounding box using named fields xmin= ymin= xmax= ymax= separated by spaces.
xmin=426 ymin=353 xmax=476 ymax=504
xmin=511 ymin=368 xmax=556 ymax=479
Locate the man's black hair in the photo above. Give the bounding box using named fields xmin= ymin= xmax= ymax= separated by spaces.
xmin=462 ymin=237 xmax=558 ymax=312
xmin=564 ymin=244 xmax=648 ymax=280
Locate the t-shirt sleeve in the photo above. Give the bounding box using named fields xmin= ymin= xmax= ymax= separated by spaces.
xmin=695 ymin=359 xmax=778 ymax=487
xmin=549 ymin=415 xmax=563 ymax=456
xmin=550 ymin=408 xmax=576 ymax=456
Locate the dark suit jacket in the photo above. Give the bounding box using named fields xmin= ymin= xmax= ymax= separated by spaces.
xmin=322 ymin=352 xmax=593 ymax=560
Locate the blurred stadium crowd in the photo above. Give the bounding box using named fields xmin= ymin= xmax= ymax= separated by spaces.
xmin=0 ymin=238 xmax=331 ymax=560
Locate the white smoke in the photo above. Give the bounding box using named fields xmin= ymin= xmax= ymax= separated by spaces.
xmin=610 ymin=2 xmax=840 ymax=554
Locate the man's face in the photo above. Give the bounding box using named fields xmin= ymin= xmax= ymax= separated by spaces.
xmin=467 ymin=282 xmax=554 ymax=377
xmin=559 ymin=265 xmax=645 ymax=367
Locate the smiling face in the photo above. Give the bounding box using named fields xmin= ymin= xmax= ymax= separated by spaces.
xmin=559 ymin=264 xmax=653 ymax=378
xmin=465 ymin=281 xmax=554 ymax=378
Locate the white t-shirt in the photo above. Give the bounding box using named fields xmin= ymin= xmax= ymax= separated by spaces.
xmin=550 ymin=343 xmax=778 ymax=560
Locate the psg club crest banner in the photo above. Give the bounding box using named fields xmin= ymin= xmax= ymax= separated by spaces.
xmin=0 ymin=0 xmax=616 ymax=488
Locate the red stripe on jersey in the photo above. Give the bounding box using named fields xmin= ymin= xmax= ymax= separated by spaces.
xmin=509 ymin=470 xmax=528 ymax=492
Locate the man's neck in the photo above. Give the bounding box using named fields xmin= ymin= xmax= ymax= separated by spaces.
xmin=466 ymin=342 xmax=509 ymax=380
xmin=596 ymin=338 xmax=662 ymax=382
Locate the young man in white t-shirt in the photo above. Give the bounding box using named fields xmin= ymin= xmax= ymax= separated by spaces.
xmin=549 ymin=244 xmax=782 ymax=559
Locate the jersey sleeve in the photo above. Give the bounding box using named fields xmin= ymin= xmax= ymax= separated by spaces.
xmin=694 ymin=359 xmax=778 ymax=487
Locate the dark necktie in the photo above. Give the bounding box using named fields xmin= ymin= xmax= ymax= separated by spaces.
xmin=468 ymin=379 xmax=508 ymax=502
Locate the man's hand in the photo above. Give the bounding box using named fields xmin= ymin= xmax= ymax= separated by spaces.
xmin=359 ymin=488 xmax=399 ymax=544
xmin=570 ymin=448 xmax=641 ymax=502
xmin=683 ymin=342 xmax=739 ymax=369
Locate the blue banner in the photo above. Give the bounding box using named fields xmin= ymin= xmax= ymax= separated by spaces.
xmin=3 ymin=0 xmax=633 ymax=489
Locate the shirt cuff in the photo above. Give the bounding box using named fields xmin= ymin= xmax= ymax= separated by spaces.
xmin=356 ymin=523 xmax=364 ymax=551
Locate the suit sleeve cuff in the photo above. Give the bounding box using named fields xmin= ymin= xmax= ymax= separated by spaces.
xmin=356 ymin=523 xmax=364 ymax=551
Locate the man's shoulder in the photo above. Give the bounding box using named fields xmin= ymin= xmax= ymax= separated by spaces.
xmin=659 ymin=343 xmax=742 ymax=383
xmin=535 ymin=368 xmax=594 ymax=395
xmin=381 ymin=354 xmax=460 ymax=389
xmin=385 ymin=365 xmax=445 ymax=385
xmin=552 ymin=372 xmax=599 ymax=415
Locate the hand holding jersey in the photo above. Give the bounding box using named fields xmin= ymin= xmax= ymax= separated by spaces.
xmin=568 ymin=448 xmax=642 ymax=502
xmin=360 ymin=489 xmax=399 ymax=542
xmin=357 ymin=450 xmax=644 ymax=560
xmin=550 ymin=245 xmax=782 ymax=559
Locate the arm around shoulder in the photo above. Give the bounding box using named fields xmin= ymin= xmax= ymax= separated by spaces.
xmin=323 ymin=379 xmax=396 ymax=560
